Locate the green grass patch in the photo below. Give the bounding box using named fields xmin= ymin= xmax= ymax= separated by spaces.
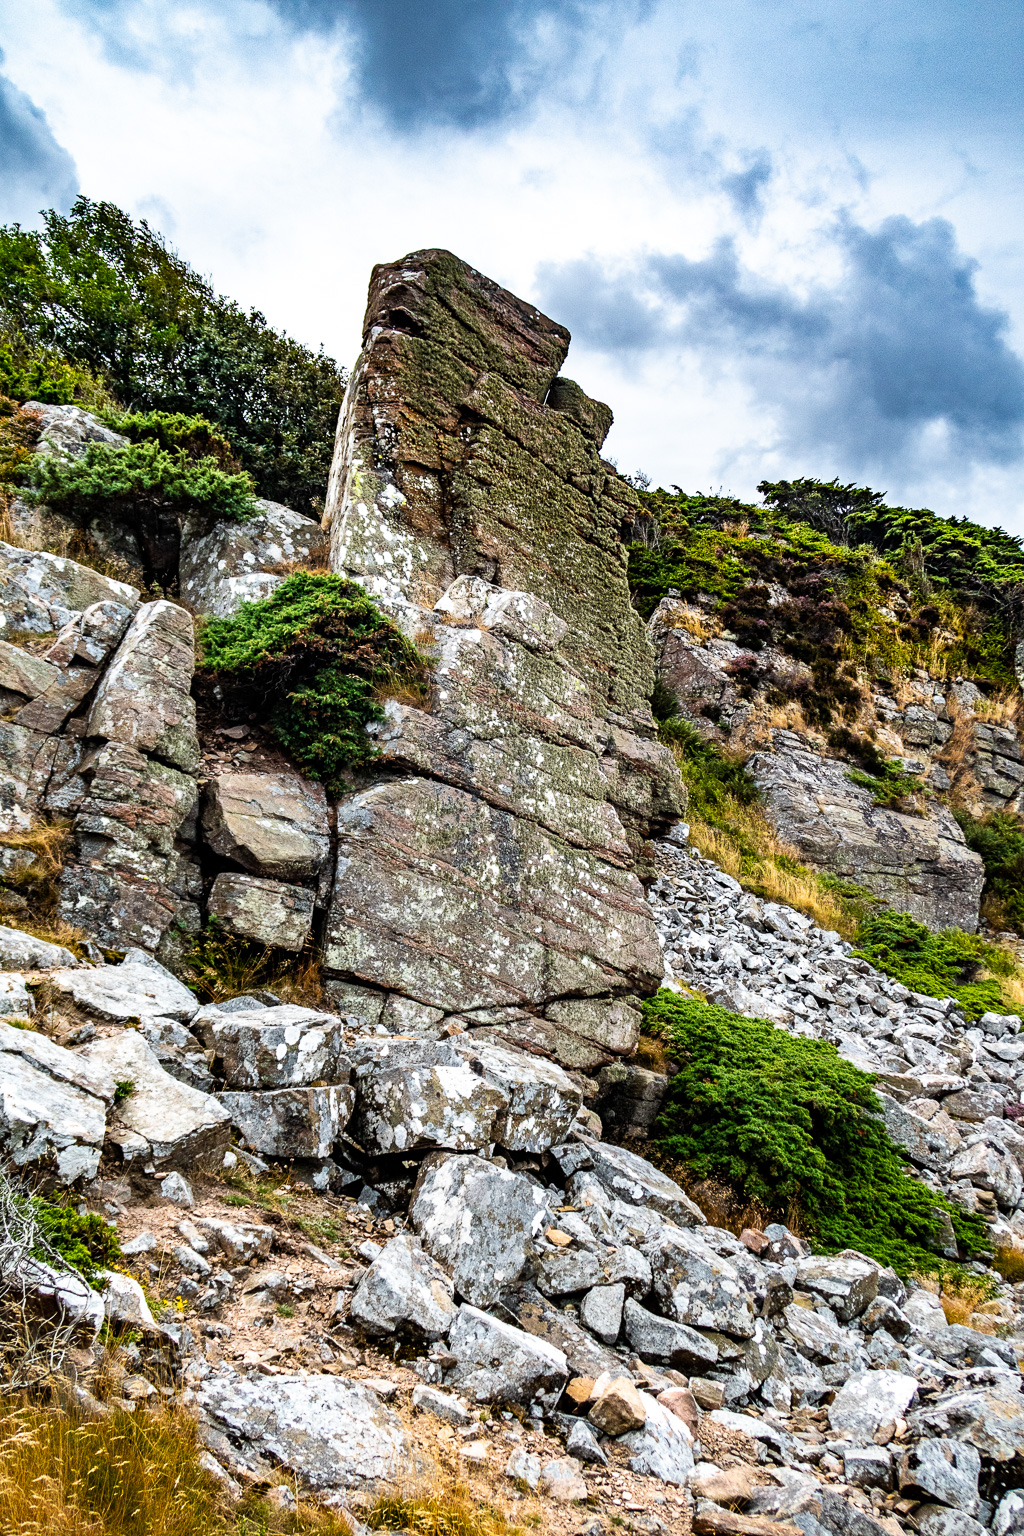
xmin=27 ymin=1192 xmax=121 ymax=1288
xmin=198 ymin=571 xmax=428 ymax=792
xmin=646 ymin=991 xmax=989 ymax=1275
xmin=853 ymin=909 xmax=1020 ymax=1022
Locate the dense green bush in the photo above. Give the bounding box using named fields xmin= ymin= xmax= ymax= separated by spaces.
xmin=0 ymin=334 xmax=108 ymax=407
xmin=954 ymin=808 xmax=1024 ymax=934
xmin=658 ymin=715 xmax=758 ymax=825
xmin=199 ymin=572 xmax=427 ymax=792
xmin=853 ymin=909 xmax=1018 ymax=1021
xmin=646 ymin=991 xmax=988 ymax=1273
xmin=0 ymin=198 xmax=346 ymax=510
xmin=26 ymin=439 xmax=256 ymax=525
xmin=115 ymin=410 xmax=239 ymax=468
xmin=28 ymin=1193 xmax=121 ymax=1287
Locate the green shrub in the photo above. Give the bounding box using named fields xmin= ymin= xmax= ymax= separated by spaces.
xmin=27 ymin=1193 xmax=121 ymax=1287
xmin=846 ymin=761 xmax=925 ymax=813
xmin=658 ymin=717 xmax=757 ymax=826
xmin=954 ymin=808 xmax=1024 ymax=934
xmin=853 ymin=909 xmax=1018 ymax=1021
xmin=198 ymin=571 xmax=427 ymax=792
xmin=0 ymin=333 xmax=108 ymax=408
xmin=26 ymin=438 xmax=256 ymax=525
xmin=115 ymin=410 xmax=238 ymax=469
xmin=0 ymin=198 xmax=346 ymax=510
xmin=646 ymin=991 xmax=988 ymax=1273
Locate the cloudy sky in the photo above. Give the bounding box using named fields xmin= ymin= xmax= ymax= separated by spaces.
xmin=2 ymin=1 xmax=1023 ymax=527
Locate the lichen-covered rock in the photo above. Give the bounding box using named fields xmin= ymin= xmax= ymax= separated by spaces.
xmin=502 ymin=1282 xmax=625 ymax=1379
xmin=794 ymin=1254 xmax=880 ymax=1322
xmin=747 ymin=739 xmax=985 ymax=931
xmin=445 ymin=1302 xmax=567 ymax=1409
xmin=647 ymin=1228 xmax=756 ymax=1339
xmin=0 ymin=541 xmax=139 ymax=639
xmin=0 ymin=1019 xmax=113 ymax=1182
xmin=619 ymin=1391 xmax=696 ymax=1485
xmin=324 ymin=777 xmax=662 ymax=1012
xmin=195 ymin=1370 xmax=412 ymax=1488
xmin=78 ymin=1029 xmax=229 ymax=1164
xmin=409 ymin=1153 xmax=551 ymax=1307
xmin=461 ymin=1039 xmax=581 ymax=1152
xmin=909 ymin=1383 xmax=1024 ymax=1460
xmin=45 ymin=598 xmax=135 ymax=669
xmin=179 ymin=500 xmax=327 ymax=618
xmin=899 ymin=1440 xmax=981 ymax=1515
xmin=578 ymin=1138 xmax=706 ymax=1227
xmin=349 ymin=1233 xmax=456 ymax=1339
xmin=351 ymin=1039 xmax=509 ymax=1155
xmin=622 ymin=1296 xmax=720 ymax=1371
xmin=0 ymin=721 xmax=60 ymax=834
xmin=207 ymin=873 xmax=314 ymax=951
xmin=201 ymin=771 xmax=330 ymax=882
xmin=219 ymin=1085 xmax=354 ymax=1159
xmin=828 ymin=1370 xmax=918 ymax=1438
xmin=193 ymin=1005 xmax=350 ymax=1088
xmin=0 ymin=640 xmax=58 ymax=701
xmin=87 ymin=600 xmax=200 ymax=773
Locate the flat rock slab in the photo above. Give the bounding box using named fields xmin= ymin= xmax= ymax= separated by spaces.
xmin=79 ymin=1030 xmax=230 ymax=1164
xmin=351 ymin=1038 xmax=509 ymax=1155
xmin=207 ymin=873 xmax=314 ymax=952
xmin=0 ymin=925 xmax=79 ymax=971
xmin=502 ymin=1283 xmax=625 ymax=1380
xmin=48 ymin=962 xmax=200 ymax=1023
xmin=195 ymin=1370 xmax=412 ymax=1488
xmin=202 ymin=769 xmax=330 ymax=880
xmin=459 ymin=1039 xmax=581 ymax=1152
xmin=828 ymin=1370 xmax=918 ymax=1438
xmin=409 ymin=1153 xmax=551 ymax=1308
xmin=578 ymin=1137 xmax=706 ymax=1226
xmin=323 ymin=776 xmax=663 ymax=1012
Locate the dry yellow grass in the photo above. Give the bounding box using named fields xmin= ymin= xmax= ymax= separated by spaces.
xmin=364 ymin=1480 xmax=524 ymax=1536
xmin=912 ymin=1270 xmax=995 ymax=1326
xmin=660 ymin=602 xmax=721 ymax=643
xmin=686 ymin=811 xmax=854 ymax=938
xmin=0 ymin=1397 xmax=352 ymax=1536
xmin=973 ymin=687 xmax=1024 ymax=728
xmin=0 ymin=819 xmax=72 ymax=885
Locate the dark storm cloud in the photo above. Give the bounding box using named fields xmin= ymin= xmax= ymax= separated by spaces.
xmin=0 ymin=68 xmax=78 ymax=225
xmin=75 ymin=0 xmax=650 ymax=129
xmin=536 ymin=216 xmax=1024 ymax=467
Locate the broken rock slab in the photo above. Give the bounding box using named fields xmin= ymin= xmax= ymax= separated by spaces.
xmin=501 ymin=1283 xmax=625 ymax=1380
xmin=0 ymin=925 xmax=80 ymax=971
xmin=578 ymin=1137 xmax=706 ymax=1226
xmin=794 ymin=1254 xmax=879 ymax=1322
xmin=219 ymin=1086 xmax=354 ymax=1160
xmin=619 ymin=1391 xmax=696 ymax=1485
xmin=828 ymin=1370 xmax=918 ymax=1439
xmin=87 ymin=600 xmax=200 ymax=774
xmin=909 ymin=1383 xmax=1024 ymax=1461
xmin=201 ymin=769 xmax=330 ymax=881
xmin=350 ymin=1038 xmax=508 ymax=1156
xmin=647 ymin=1228 xmax=756 ymax=1339
xmin=195 ymin=1370 xmax=412 ymax=1489
xmin=0 ymin=1019 xmax=114 ymax=1182
xmin=0 ymin=541 xmax=139 ymax=639
xmin=459 ymin=1039 xmax=581 ymax=1152
xmin=349 ymin=1234 xmax=456 ymax=1340
xmin=446 ymin=1303 xmax=567 ymax=1410
xmin=898 ymin=1440 xmax=980 ymax=1516
xmin=179 ymin=501 xmax=327 ymax=618
xmin=78 ymin=1030 xmax=229 ymax=1165
xmin=48 ymin=958 xmax=200 ymax=1024
xmin=207 ymin=873 xmax=314 ymax=952
xmin=409 ymin=1153 xmax=550 ymax=1308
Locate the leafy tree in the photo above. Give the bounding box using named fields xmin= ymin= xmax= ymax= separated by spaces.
xmin=0 ymin=198 xmax=347 ymax=511
xmin=758 ymin=477 xmax=887 ymax=546
xmin=646 ymin=992 xmax=988 ymax=1273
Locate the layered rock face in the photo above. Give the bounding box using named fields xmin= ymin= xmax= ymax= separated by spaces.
xmin=321 ymin=251 xmax=683 ymax=1065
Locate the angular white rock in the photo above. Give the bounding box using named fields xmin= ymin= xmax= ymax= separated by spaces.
xmin=79 ymin=1030 xmax=229 ymax=1163
xmin=828 ymin=1370 xmax=918 ymax=1438
xmin=446 ymin=1304 xmax=567 ymax=1409
xmin=49 ymin=960 xmax=199 ymax=1023
xmin=349 ymin=1234 xmax=456 ymax=1340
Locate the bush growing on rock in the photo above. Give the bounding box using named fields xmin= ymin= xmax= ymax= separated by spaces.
xmin=27 ymin=439 xmax=257 ymax=528
xmin=198 ymin=572 xmax=428 ymax=791
xmin=953 ymin=807 xmax=1024 ymax=934
xmin=853 ymin=910 xmax=1021 ymax=1021
xmin=646 ymin=991 xmax=988 ymax=1274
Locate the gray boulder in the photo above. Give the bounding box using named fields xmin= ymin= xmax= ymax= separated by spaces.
xmin=87 ymin=600 xmax=200 ymax=774
xmin=794 ymin=1254 xmax=879 ymax=1322
xmin=446 ymin=1303 xmax=567 ymax=1410
xmin=195 ymin=1370 xmax=411 ymax=1488
xmin=577 ymin=1137 xmax=705 ymax=1226
xmin=909 ymin=1383 xmax=1024 ymax=1460
xmin=48 ymin=959 xmax=199 ymax=1023
xmin=898 ymin=1440 xmax=980 ymax=1515
xmin=949 ymin=1137 xmax=1023 ymax=1209
xmin=993 ymin=1492 xmax=1024 ymax=1536
xmin=45 ymin=598 xmax=134 ymax=669
xmin=0 ymin=540 xmax=139 ymax=640
xmin=462 ymin=1039 xmax=581 ymax=1152
xmin=201 ymin=770 xmax=330 ymax=881
xmin=828 ymin=1370 xmax=918 ymax=1438
xmin=619 ymin=1391 xmax=696 ymax=1484
xmin=352 ymin=1040 xmax=508 ymax=1156
xmin=501 ymin=1283 xmax=625 ymax=1379
xmin=349 ymin=1234 xmax=456 ymax=1339
xmin=647 ymin=1228 xmax=755 ymax=1338
xmin=220 ymin=1086 xmax=354 ymax=1159
xmin=193 ymin=1004 xmax=350 ymax=1088
xmin=918 ymin=1509 xmax=988 ymax=1536
xmin=409 ymin=1154 xmax=550 ymax=1307
xmin=0 ymin=925 xmax=79 ymax=971
xmin=79 ymin=1030 xmax=230 ymax=1164
xmin=180 ymin=501 xmax=327 ymax=618
xmin=579 ymin=1282 xmax=625 ymax=1345
xmin=783 ymin=1302 xmax=867 ymax=1367
xmin=207 ymin=873 xmax=314 ymax=952
xmin=622 ymin=1296 xmax=719 ymax=1370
